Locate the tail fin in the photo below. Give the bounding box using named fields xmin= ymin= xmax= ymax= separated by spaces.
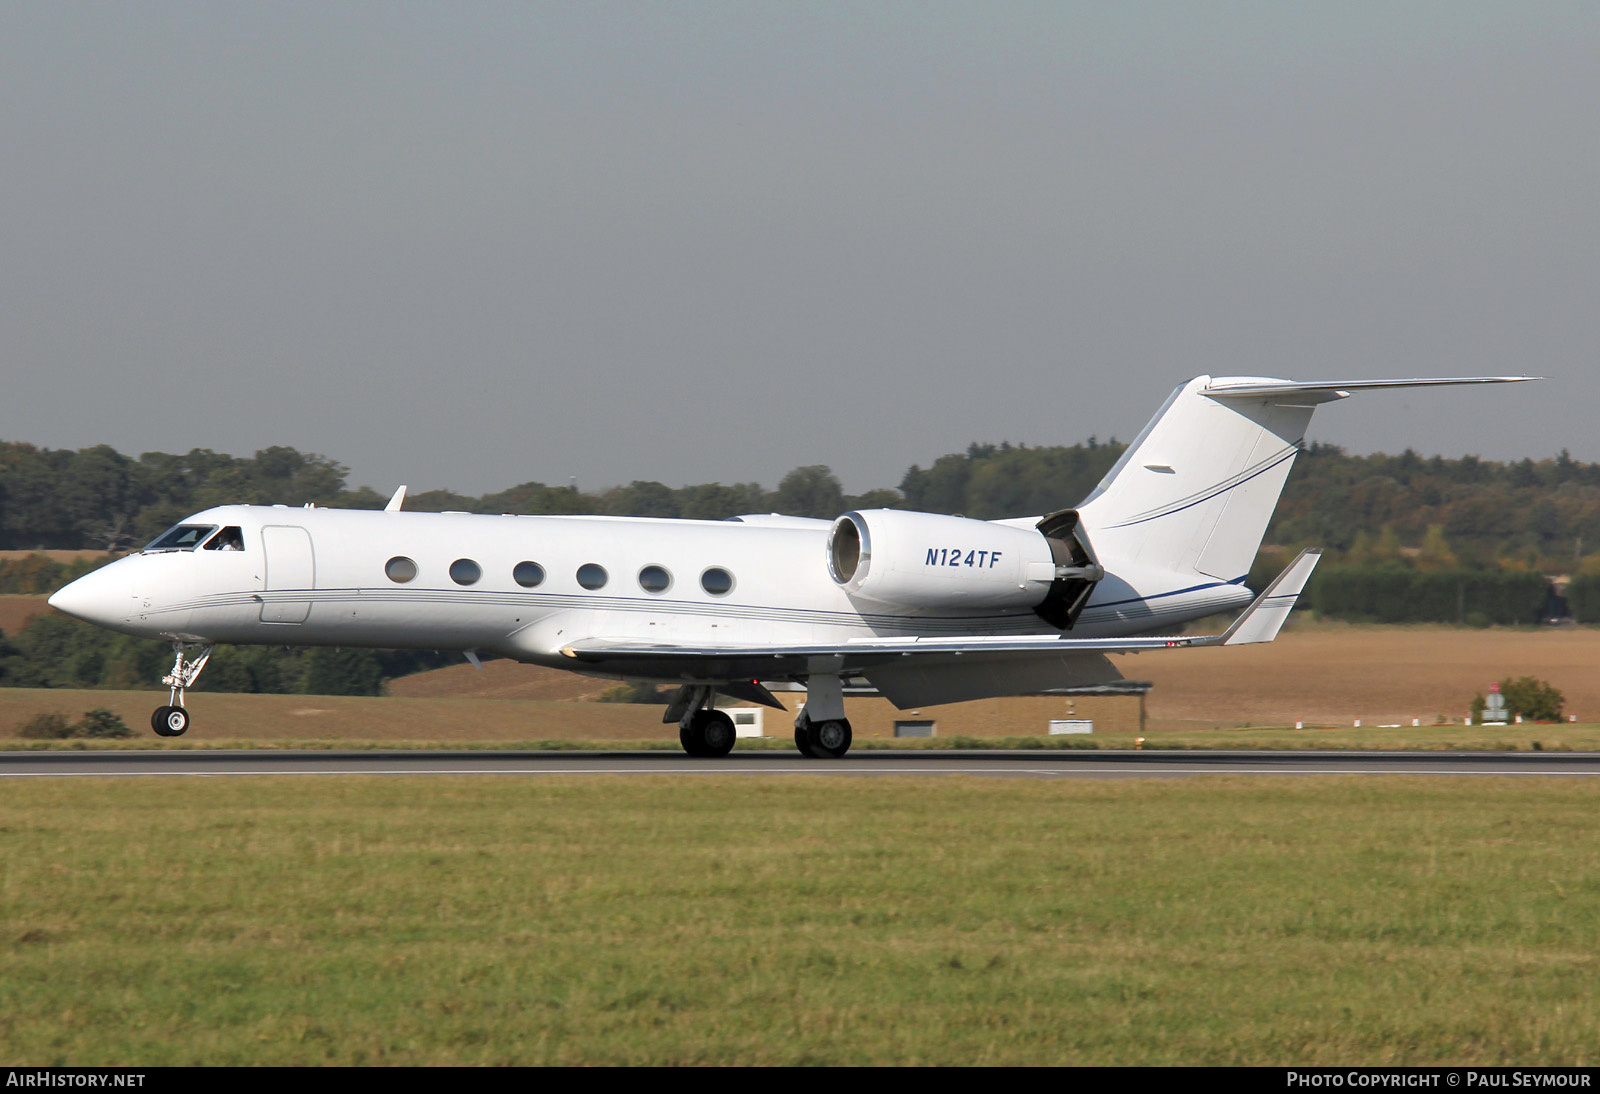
xmin=1076 ymin=374 xmax=1535 ymax=583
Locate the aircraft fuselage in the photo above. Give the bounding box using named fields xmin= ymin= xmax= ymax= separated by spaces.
xmin=49 ymin=504 xmax=1252 ymax=672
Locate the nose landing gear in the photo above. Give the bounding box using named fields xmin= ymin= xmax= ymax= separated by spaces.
xmin=151 ymin=642 xmax=212 ymax=737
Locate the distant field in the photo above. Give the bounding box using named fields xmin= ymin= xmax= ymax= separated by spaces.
xmin=0 ymin=550 xmax=112 ymax=563
xmin=386 ymin=657 xmax=614 ymax=702
xmin=386 ymin=623 xmax=1600 ymax=730
xmin=4 ymin=623 xmax=1597 ymax=747
xmin=4 ymin=776 xmax=1597 ymax=1065
xmin=0 ymin=687 xmax=664 ymax=743
xmin=0 ymin=595 xmax=53 ymax=635
xmin=1135 ymin=623 xmax=1600 ymax=729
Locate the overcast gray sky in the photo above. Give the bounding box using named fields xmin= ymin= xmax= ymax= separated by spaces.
xmin=1 ymin=2 xmax=1592 ymax=496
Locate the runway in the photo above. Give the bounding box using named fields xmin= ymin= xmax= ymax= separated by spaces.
xmin=6 ymin=748 xmax=1600 ymax=779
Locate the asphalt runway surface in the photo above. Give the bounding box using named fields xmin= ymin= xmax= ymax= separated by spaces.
xmin=6 ymin=749 xmax=1600 ymax=779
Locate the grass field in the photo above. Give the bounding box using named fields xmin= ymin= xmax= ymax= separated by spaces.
xmin=3 ymin=776 xmax=1598 ymax=1066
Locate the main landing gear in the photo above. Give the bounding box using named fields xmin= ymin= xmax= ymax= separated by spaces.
xmin=151 ymin=642 xmax=212 ymax=737
xmin=663 ymin=675 xmax=855 ymax=759
xmin=792 ymin=671 xmax=852 ymax=758
xmin=681 ymin=708 xmax=737 ymax=758
xmin=794 ymin=714 xmax=853 ymax=759
xmin=666 ymin=685 xmax=738 ymax=757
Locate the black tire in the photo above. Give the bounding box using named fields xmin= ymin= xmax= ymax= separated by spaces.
xmin=151 ymin=706 xmax=190 ymax=737
xmin=680 ymin=709 xmax=737 ymax=758
xmin=794 ymin=725 xmax=818 ymax=758
xmin=806 ymin=718 xmax=852 ymax=759
xmin=697 ymin=710 xmax=737 ymax=758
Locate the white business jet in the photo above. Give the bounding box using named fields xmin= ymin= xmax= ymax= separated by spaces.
xmin=48 ymin=374 xmax=1531 ymax=756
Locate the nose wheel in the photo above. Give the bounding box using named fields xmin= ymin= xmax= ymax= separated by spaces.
xmin=151 ymin=642 xmax=212 ymax=737
xmin=152 ymin=706 xmax=190 ymax=737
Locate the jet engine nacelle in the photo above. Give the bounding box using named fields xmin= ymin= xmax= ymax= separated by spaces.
xmin=827 ymin=509 xmax=1063 ymax=615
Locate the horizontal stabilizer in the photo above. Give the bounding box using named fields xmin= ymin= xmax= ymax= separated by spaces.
xmin=1202 ymin=376 xmax=1537 ymax=402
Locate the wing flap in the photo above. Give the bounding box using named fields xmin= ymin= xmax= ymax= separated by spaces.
xmin=556 ymin=632 xmax=1207 ymax=685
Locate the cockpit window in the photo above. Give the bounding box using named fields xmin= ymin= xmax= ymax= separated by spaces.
xmin=143 ymin=524 xmax=219 ymax=552
xmin=202 ymin=526 xmax=246 ymax=551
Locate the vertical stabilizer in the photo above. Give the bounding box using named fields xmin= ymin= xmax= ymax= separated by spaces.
xmin=1075 ymin=376 xmax=1314 ymax=582
xmin=1075 ymin=374 xmax=1535 ymax=584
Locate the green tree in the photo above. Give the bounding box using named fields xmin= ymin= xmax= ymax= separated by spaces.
xmin=844 ymin=488 xmax=903 ymax=511
xmin=677 ymin=483 xmax=769 ymax=521
xmin=773 ymin=466 xmax=845 ymax=519
xmin=1499 ymin=677 xmax=1565 ymax=722
xmin=1414 ymin=525 xmax=1460 ymax=572
xmin=604 ymin=481 xmax=680 ymax=518
xmin=479 ymin=482 xmax=598 ymax=515
xmin=76 ymin=708 xmax=132 ymax=738
xmin=300 ymin=648 xmax=386 ymax=696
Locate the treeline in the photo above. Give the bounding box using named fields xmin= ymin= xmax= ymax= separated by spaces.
xmin=1269 ymin=444 xmax=1600 ymax=568
xmin=0 ymin=444 xmax=372 ymax=552
xmin=1305 ymin=569 xmax=1552 ymax=626
xmin=10 ymin=437 xmax=1600 ymax=572
xmin=0 ymin=612 xmax=452 ymax=696
xmin=0 ymin=439 xmax=925 ymax=550
xmin=0 ymin=554 xmax=107 ymax=595
xmin=11 ymin=434 xmax=1600 ymax=639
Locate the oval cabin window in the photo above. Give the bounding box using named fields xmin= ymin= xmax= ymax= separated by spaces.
xmin=700 ymin=567 xmax=733 ymax=596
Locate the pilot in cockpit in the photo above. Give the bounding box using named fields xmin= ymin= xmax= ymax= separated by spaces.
xmin=204 ymin=526 xmax=246 ymax=551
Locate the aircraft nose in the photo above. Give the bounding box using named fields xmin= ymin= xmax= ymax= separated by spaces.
xmin=48 ymin=564 xmax=127 ymax=628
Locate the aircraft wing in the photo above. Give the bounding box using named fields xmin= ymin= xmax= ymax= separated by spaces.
xmin=560 ymin=549 xmax=1323 ymax=678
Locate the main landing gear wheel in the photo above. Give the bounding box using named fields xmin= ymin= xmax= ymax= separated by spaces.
xmin=152 ymin=706 xmax=190 ymax=737
xmin=796 ymin=716 xmax=852 ymax=759
xmin=680 ymin=709 xmax=737 ymax=758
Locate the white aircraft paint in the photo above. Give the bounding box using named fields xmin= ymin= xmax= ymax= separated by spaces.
xmin=48 ymin=373 xmax=1534 ymax=755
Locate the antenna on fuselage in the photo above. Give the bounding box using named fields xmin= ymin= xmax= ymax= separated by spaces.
xmin=385 ymin=485 xmax=407 ymax=512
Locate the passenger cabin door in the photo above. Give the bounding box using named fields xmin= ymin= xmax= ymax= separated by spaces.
xmin=260 ymin=525 xmax=315 ymax=623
